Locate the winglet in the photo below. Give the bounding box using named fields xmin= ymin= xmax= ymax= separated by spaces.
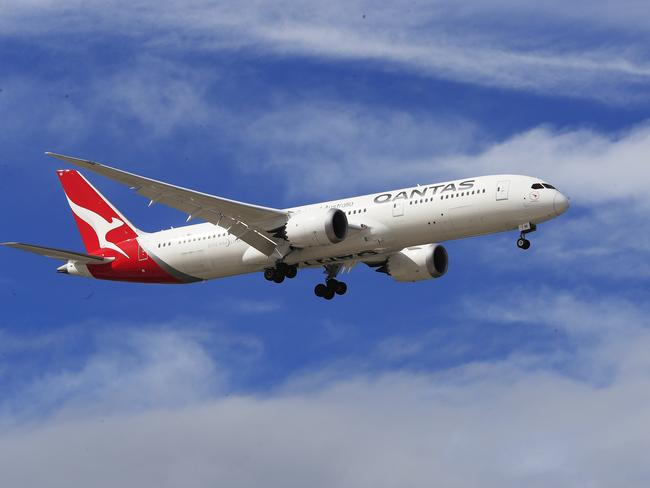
xmin=46 ymin=152 xmax=100 ymax=169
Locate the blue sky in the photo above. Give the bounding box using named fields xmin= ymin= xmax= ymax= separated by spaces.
xmin=1 ymin=1 xmax=649 ymax=486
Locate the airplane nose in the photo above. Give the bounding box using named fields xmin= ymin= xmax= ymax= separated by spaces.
xmin=553 ymin=192 xmax=570 ymax=216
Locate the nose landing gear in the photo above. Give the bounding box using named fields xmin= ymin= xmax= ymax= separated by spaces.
xmin=517 ymin=238 xmax=531 ymax=250
xmin=516 ymin=222 xmax=537 ymax=250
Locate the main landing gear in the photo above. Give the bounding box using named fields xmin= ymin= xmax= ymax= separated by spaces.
xmin=263 ymin=263 xmax=298 ymax=283
xmin=314 ymin=264 xmax=347 ymax=300
xmin=517 ymin=222 xmax=537 ymax=250
xmin=314 ymin=279 xmax=347 ymax=300
xmin=264 ymin=262 xmax=348 ymax=300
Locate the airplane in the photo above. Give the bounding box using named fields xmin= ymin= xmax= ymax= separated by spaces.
xmin=2 ymin=153 xmax=569 ymax=300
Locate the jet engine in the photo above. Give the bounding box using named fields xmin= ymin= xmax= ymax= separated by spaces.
xmin=384 ymin=244 xmax=448 ymax=282
xmin=283 ymin=208 xmax=348 ymax=247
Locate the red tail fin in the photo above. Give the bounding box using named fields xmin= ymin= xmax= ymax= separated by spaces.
xmin=57 ymin=169 xmax=140 ymax=257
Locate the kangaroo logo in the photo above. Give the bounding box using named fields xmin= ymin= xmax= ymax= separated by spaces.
xmin=66 ymin=197 xmax=130 ymax=258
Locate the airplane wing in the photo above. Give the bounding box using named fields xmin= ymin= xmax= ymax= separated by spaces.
xmin=2 ymin=242 xmax=114 ymax=264
xmin=46 ymin=152 xmax=288 ymax=256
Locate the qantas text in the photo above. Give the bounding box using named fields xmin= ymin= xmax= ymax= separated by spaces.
xmin=373 ymin=180 xmax=475 ymax=204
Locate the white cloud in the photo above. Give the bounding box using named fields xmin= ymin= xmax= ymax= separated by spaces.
xmin=2 ymin=354 xmax=650 ymax=487
xmin=240 ymin=102 xmax=650 ymax=205
xmin=1 ymin=1 xmax=650 ymax=102
xmin=1 ymin=291 xmax=649 ymax=487
xmin=466 ymin=290 xmax=650 ymax=381
xmin=92 ymin=57 xmax=213 ymax=136
xmin=220 ymin=298 xmax=284 ymax=314
xmin=0 ymin=56 xmax=214 ymax=145
xmin=474 ymin=201 xmax=650 ymax=279
xmin=0 ymin=321 xmax=264 ymax=424
xmin=241 ymin=102 xmax=480 ymax=199
xmin=439 ymin=124 xmax=650 ymax=207
xmin=6 ymin=328 xmax=222 ymax=422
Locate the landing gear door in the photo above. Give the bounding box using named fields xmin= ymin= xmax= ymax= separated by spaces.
xmin=496 ymin=180 xmax=510 ymax=201
xmin=392 ymin=201 xmax=404 ymax=217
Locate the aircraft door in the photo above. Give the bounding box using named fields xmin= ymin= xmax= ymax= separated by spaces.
xmin=496 ymin=180 xmax=510 ymax=201
xmin=392 ymin=201 xmax=404 ymax=217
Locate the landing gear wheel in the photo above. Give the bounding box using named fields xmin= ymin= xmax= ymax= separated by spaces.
xmin=273 ymin=269 xmax=285 ymax=283
xmin=285 ymin=265 xmax=298 ymax=279
xmin=314 ymin=283 xmax=327 ymax=297
xmin=264 ymin=268 xmax=275 ymax=281
xmin=317 ymin=264 xmax=349 ymax=299
xmin=517 ymin=238 xmax=531 ymax=250
xmin=326 ymin=278 xmax=339 ymax=290
xmin=335 ymin=281 xmax=347 ymax=295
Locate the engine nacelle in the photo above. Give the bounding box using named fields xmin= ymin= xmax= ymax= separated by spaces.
xmin=386 ymin=244 xmax=448 ymax=282
xmin=285 ymin=208 xmax=348 ymax=247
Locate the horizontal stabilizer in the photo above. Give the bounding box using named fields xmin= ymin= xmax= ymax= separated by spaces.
xmin=1 ymin=242 xmax=114 ymax=264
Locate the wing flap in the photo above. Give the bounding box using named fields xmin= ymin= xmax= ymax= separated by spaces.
xmin=2 ymin=242 xmax=114 ymax=264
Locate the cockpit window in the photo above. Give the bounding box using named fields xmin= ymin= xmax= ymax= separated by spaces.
xmin=531 ymin=183 xmax=544 ymax=189
xmin=542 ymin=183 xmax=556 ymax=189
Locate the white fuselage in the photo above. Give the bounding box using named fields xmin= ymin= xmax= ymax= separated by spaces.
xmin=137 ymin=174 xmax=568 ymax=280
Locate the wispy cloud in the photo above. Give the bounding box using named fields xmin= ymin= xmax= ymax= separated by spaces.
xmin=1 ymin=290 xmax=649 ymax=487
xmin=0 ymin=320 xmax=265 ymax=423
xmin=240 ymin=102 xmax=480 ymax=199
xmin=439 ymin=124 xmax=650 ymax=207
xmin=2 ymin=1 xmax=650 ymax=102
xmin=239 ymin=102 xmax=650 ymax=206
xmin=472 ymin=201 xmax=650 ymax=280
xmin=0 ymin=56 xmax=215 ymax=148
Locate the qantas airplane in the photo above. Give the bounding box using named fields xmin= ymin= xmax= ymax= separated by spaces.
xmin=2 ymin=153 xmax=569 ymax=299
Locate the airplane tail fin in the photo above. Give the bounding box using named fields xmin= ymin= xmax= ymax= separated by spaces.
xmin=57 ymin=169 xmax=141 ymax=257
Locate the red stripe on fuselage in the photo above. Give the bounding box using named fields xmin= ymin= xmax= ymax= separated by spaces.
xmin=86 ymin=238 xmax=183 ymax=284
